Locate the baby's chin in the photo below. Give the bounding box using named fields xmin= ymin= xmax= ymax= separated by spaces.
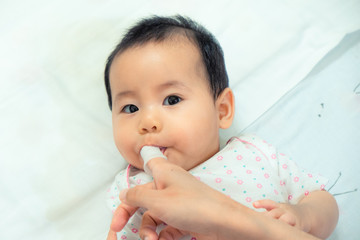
xmin=134 ymin=164 xmax=144 ymax=170
xmin=127 ymin=157 xmax=145 ymax=170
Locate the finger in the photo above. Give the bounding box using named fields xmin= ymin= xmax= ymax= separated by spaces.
xmin=253 ymin=199 xmax=279 ymax=211
xmin=140 ymin=211 xmax=163 ymax=240
xmin=279 ymin=213 xmax=297 ymax=227
xmin=146 ymin=158 xmax=194 ymax=189
xmin=122 ymin=183 xmax=161 ymax=210
xmin=146 ymin=157 xmax=169 ymax=176
xmin=106 ymin=229 xmax=117 ymax=240
xmin=140 ymin=146 xmax=167 ymax=175
xmin=119 ymin=182 xmax=154 ymax=204
xmin=266 ymin=208 xmax=285 ymax=219
xmin=110 ymin=202 xmax=138 ymax=232
xmin=159 ymin=226 xmax=186 ymax=240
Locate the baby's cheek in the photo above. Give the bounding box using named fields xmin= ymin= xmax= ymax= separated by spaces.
xmin=115 ymin=137 xmax=142 ymax=168
xmin=124 ymin=152 xmax=144 ymax=169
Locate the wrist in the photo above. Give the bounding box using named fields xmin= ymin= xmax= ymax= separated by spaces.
xmin=215 ymin=198 xmax=319 ymax=240
xmin=214 ymin=198 xmax=264 ymax=240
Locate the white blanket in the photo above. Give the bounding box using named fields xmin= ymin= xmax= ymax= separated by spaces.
xmin=0 ymin=0 xmax=359 ymax=239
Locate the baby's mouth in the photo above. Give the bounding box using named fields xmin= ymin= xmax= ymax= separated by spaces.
xmin=159 ymin=147 xmax=167 ymax=154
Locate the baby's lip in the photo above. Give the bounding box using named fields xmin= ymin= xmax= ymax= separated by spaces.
xmin=159 ymin=147 xmax=167 ymax=154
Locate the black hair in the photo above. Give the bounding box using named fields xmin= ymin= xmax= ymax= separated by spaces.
xmin=104 ymin=15 xmax=229 ymax=110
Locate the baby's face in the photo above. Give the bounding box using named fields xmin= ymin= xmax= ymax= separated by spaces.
xmin=109 ymin=38 xmax=222 ymax=170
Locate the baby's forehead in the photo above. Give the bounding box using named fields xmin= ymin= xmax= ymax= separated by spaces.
xmin=120 ymin=33 xmax=201 ymax=57
xmin=110 ymin=36 xmax=211 ymax=93
xmin=115 ymin=36 xmax=207 ymax=75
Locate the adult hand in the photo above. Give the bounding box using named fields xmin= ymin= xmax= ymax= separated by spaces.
xmin=107 ymin=158 xmax=320 ymax=240
xmin=110 ymin=157 xmax=236 ymax=239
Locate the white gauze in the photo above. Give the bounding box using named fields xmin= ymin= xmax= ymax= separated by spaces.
xmin=140 ymin=146 xmax=167 ymax=175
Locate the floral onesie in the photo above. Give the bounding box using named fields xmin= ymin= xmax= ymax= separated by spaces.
xmin=107 ymin=134 xmax=328 ymax=240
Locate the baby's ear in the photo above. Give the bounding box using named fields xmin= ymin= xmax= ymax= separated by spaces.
xmin=216 ymin=88 xmax=235 ymax=129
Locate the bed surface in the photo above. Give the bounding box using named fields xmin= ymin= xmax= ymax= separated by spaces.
xmin=242 ymin=30 xmax=360 ymax=239
xmin=1 ymin=0 xmax=359 ymax=239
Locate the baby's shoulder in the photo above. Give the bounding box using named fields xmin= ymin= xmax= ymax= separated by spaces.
xmin=227 ymin=133 xmax=277 ymax=160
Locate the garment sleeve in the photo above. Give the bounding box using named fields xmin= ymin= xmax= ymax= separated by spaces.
xmin=239 ymin=134 xmax=328 ymax=204
xmin=275 ymin=150 xmax=328 ymax=204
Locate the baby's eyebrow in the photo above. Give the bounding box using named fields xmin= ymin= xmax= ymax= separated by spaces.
xmin=158 ymin=80 xmax=190 ymax=91
xmin=113 ymin=90 xmax=135 ymax=103
xmin=113 ymin=80 xmax=189 ymax=105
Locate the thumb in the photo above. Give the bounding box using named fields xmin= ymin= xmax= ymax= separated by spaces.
xmin=110 ymin=202 xmax=138 ymax=232
xmin=159 ymin=225 xmax=187 ymax=240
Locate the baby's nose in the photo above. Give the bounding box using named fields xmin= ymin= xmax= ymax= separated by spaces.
xmin=138 ymin=111 xmax=162 ymax=134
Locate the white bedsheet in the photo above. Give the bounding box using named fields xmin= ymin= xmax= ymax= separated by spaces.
xmin=0 ymin=0 xmax=359 ymax=239
xmin=243 ymin=30 xmax=360 ymax=239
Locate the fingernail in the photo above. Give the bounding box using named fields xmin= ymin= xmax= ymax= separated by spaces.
xmin=119 ymin=189 xmax=128 ymax=201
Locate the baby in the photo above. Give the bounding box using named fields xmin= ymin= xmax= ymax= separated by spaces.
xmin=105 ymin=15 xmax=338 ymax=239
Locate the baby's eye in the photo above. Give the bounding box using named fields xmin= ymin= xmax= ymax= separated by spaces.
xmin=163 ymin=95 xmax=182 ymax=106
xmin=122 ymin=104 xmax=139 ymax=113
